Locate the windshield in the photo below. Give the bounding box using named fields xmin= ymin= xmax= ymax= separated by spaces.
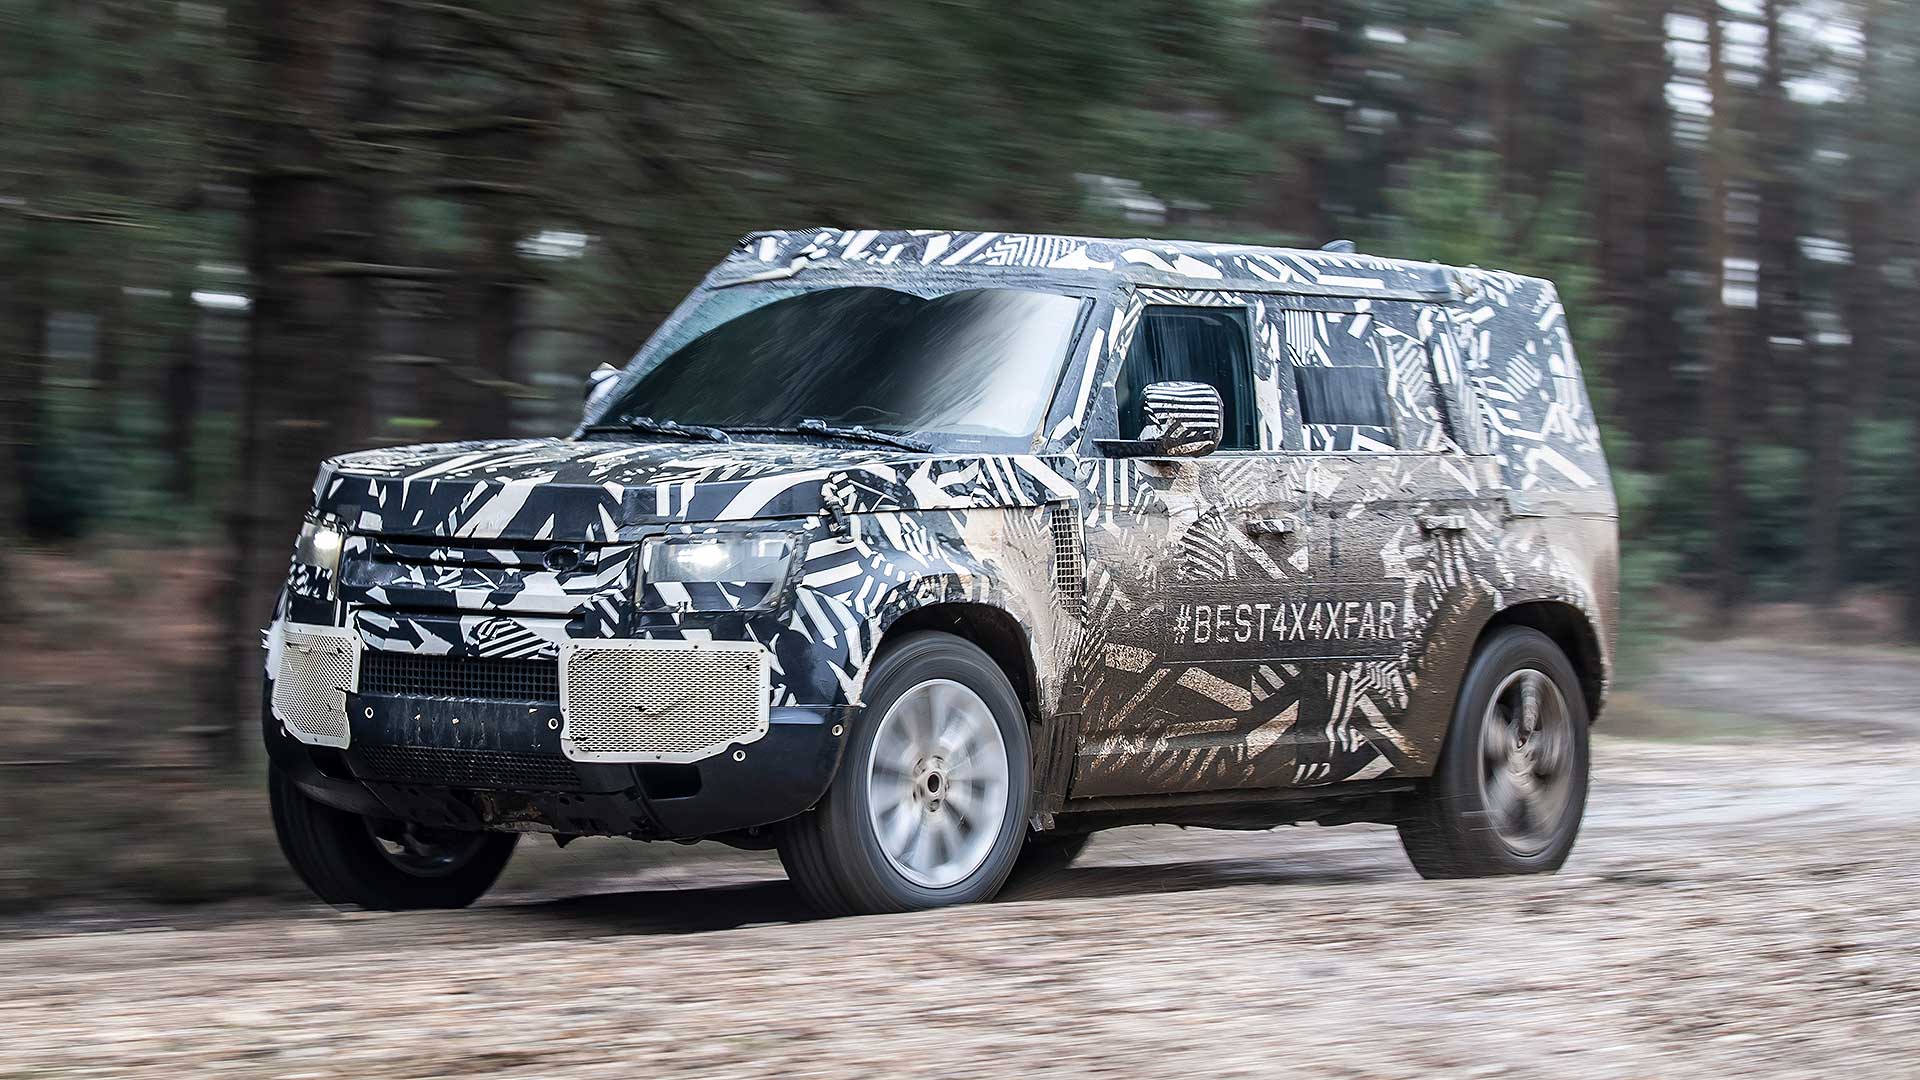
xmin=596 ymin=286 xmax=1085 ymax=444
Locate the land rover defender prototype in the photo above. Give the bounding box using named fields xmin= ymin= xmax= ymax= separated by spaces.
xmin=265 ymin=228 xmax=1618 ymax=915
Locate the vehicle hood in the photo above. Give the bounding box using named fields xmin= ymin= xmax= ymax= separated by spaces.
xmin=314 ymin=437 xmax=1078 ymax=541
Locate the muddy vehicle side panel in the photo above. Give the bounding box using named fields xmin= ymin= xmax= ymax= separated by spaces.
xmin=1059 ymin=274 xmax=1613 ymax=799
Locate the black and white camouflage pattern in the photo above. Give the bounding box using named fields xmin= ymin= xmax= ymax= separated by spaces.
xmin=267 ymin=227 xmax=1616 ymax=809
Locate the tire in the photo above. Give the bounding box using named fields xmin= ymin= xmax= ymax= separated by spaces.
xmin=270 ymin=764 xmax=517 ymax=910
xmin=1398 ymin=626 xmax=1590 ymax=879
xmin=778 ymin=631 xmax=1033 ymax=916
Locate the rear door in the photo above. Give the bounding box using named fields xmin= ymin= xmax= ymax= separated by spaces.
xmin=1272 ymin=298 xmax=1501 ymax=786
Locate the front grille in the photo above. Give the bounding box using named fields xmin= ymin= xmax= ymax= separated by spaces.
xmin=359 ymin=651 xmax=559 ymax=703
xmin=560 ymin=641 xmax=769 ymax=763
xmin=348 ymin=745 xmax=583 ymax=791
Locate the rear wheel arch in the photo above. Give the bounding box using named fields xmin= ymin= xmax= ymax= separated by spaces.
xmin=1474 ymin=600 xmax=1607 ymax=723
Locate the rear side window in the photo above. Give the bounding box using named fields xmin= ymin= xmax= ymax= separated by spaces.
xmin=1296 ymin=365 xmax=1391 ymax=428
xmin=1279 ymin=308 xmax=1398 ymax=452
xmin=1116 ymin=306 xmax=1258 ymax=450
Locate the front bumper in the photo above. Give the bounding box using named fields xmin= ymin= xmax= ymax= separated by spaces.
xmin=263 ymin=680 xmax=851 ymax=840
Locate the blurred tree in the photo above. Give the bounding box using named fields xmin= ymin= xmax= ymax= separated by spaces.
xmin=15 ymin=0 xmax=1920 ymax=738
xmin=1701 ymin=1 xmax=1746 ymax=615
xmin=216 ymin=0 xmax=381 ymax=761
xmin=1582 ymin=0 xmax=1684 ymax=467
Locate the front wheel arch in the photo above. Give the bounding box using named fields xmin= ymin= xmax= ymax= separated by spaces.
xmin=873 ymin=600 xmax=1042 ymax=725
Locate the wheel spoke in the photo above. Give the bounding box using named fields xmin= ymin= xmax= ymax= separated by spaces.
xmin=943 ymin=781 xmax=979 ymax=824
xmin=1532 ymin=723 xmax=1565 ymax=777
xmin=1482 ymin=706 xmax=1511 ymax=766
xmin=1518 ymin=672 xmax=1543 ymax=733
xmin=909 ymin=690 xmax=938 ymax=752
xmin=1484 ymin=769 xmax=1519 ymax=824
xmin=1509 ymin=785 xmax=1536 ymax=833
xmin=908 ymin=816 xmax=937 ymax=870
xmin=947 ymin=731 xmax=981 ymax=771
xmin=931 ymin=813 xmax=961 ymax=862
xmin=931 ymin=682 xmax=963 ymax=746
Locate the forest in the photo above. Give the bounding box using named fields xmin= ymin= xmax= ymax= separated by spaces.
xmin=3 ymin=0 xmax=1919 ymax=782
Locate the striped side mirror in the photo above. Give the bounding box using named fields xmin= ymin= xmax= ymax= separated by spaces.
xmin=1136 ymin=381 xmax=1223 ymax=457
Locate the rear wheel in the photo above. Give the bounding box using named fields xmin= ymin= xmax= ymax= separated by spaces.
xmin=270 ymin=764 xmax=517 ymax=910
xmin=778 ymin=632 xmax=1032 ymax=916
xmin=1398 ymin=626 xmax=1590 ymax=878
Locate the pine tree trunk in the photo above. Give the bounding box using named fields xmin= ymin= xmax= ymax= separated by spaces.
xmin=0 ymin=245 xmax=39 ymax=617
xmin=1899 ymin=196 xmax=1920 ymax=641
xmin=216 ymin=0 xmax=374 ymax=765
xmin=469 ymin=204 xmax=525 ymax=439
xmin=1702 ymin=4 xmax=1745 ymax=616
xmin=1260 ymin=1 xmax=1334 ymax=243
xmin=163 ymin=288 xmax=200 ymax=501
xmin=1585 ymin=0 xmax=1681 ymax=470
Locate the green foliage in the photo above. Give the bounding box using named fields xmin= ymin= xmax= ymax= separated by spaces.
xmin=1379 ymin=151 xmax=1614 ymax=352
xmin=1840 ymin=419 xmax=1916 ymax=586
xmin=22 ymin=432 xmax=102 ymax=540
xmin=5 ymin=0 xmax=1918 ymax=643
xmin=1645 ymin=424 xmax=1919 ymax=602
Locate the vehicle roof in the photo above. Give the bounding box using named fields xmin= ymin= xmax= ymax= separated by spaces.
xmin=713 ymin=227 xmax=1544 ymax=303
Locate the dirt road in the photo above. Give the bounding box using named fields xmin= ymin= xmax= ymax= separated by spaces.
xmin=4 ymin=642 xmax=1919 ymax=1078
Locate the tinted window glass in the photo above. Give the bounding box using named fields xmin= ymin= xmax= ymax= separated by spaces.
xmin=599 ymin=287 xmax=1083 ymax=440
xmin=1296 ymin=366 xmax=1391 ymax=427
xmin=1116 ymin=307 xmax=1257 ymax=450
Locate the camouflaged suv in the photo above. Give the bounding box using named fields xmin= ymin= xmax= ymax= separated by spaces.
xmin=264 ymin=228 xmax=1618 ymax=915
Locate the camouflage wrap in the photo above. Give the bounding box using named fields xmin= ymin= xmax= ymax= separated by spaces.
xmin=265 ymin=227 xmax=1616 ymax=828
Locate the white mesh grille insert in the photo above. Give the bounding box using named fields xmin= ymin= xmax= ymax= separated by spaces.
xmin=559 ymin=641 xmax=770 ymax=764
xmin=273 ymin=624 xmax=360 ymax=749
xmin=1051 ymin=502 xmax=1084 ymax=619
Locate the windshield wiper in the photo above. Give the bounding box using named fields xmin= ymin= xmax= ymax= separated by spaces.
xmin=582 ymin=415 xmax=732 ymax=442
xmin=723 ymin=418 xmax=932 ymax=452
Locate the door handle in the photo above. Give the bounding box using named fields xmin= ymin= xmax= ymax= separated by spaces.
xmin=1419 ymin=513 xmax=1467 ymax=533
xmin=1245 ymin=516 xmax=1297 ymax=537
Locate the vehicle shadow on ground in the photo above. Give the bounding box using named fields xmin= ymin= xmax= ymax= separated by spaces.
xmin=494 ymin=878 xmax=821 ymax=935
xmin=481 ymin=855 xmax=1400 ymax=937
xmin=996 ymin=857 xmax=1395 ymax=904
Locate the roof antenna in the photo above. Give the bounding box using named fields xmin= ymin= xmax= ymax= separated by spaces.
xmin=1321 ymin=239 xmax=1357 ymax=253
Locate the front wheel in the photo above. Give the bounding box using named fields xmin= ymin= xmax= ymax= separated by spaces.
xmin=778 ymin=632 xmax=1033 ymax=916
xmin=270 ymin=764 xmax=517 ymax=910
xmin=1398 ymin=626 xmax=1590 ymax=878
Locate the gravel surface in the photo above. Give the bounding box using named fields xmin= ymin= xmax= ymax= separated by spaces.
xmin=4 ymin=645 xmax=1919 ymax=1078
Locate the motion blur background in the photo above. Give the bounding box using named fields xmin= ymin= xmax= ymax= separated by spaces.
xmin=0 ymin=0 xmax=1916 ymax=909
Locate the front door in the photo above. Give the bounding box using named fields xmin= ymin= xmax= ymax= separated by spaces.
xmin=1071 ymin=293 xmax=1315 ymax=798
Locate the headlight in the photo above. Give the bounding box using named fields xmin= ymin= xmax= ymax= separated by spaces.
xmin=642 ymin=533 xmax=794 ymax=608
xmin=293 ymin=516 xmax=347 ymax=584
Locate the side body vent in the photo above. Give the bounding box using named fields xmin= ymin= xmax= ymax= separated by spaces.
xmin=1050 ymin=502 xmax=1085 ymax=619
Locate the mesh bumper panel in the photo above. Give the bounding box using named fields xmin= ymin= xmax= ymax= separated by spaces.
xmin=273 ymin=624 xmax=360 ymax=749
xmin=559 ymin=640 xmax=770 ymax=764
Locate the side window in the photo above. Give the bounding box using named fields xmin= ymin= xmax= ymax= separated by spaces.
xmin=1279 ymin=308 xmax=1399 ymax=452
xmin=1296 ymin=364 xmax=1391 ymax=428
xmin=1116 ymin=306 xmax=1258 ymax=450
